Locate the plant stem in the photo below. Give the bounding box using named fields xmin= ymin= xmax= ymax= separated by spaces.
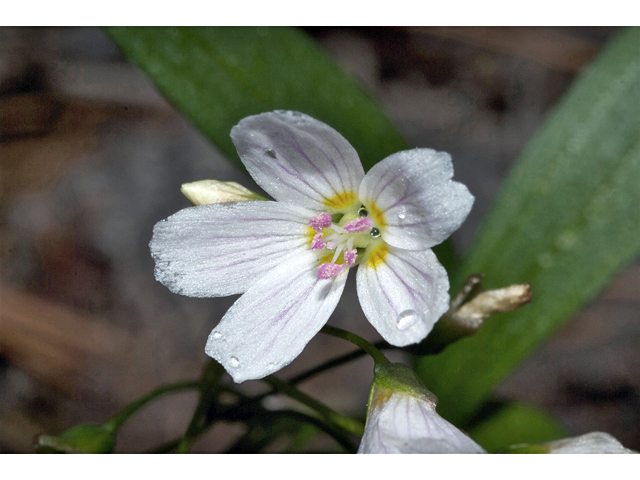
xmin=289 ymin=340 xmax=391 ymax=386
xmin=103 ymin=380 xmax=201 ymax=433
xmin=261 ymin=375 xmax=364 ymax=436
xmin=275 ymin=410 xmax=357 ymax=453
xmin=320 ymin=325 xmax=390 ymax=365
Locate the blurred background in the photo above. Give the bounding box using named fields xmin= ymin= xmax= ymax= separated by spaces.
xmin=1 ymin=26 xmax=638 ymax=452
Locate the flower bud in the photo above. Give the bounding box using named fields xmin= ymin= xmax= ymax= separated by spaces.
xmin=505 ymin=432 xmax=636 ymax=454
xmin=34 ymin=423 xmax=116 ymax=454
xmin=181 ymin=179 xmax=266 ymax=206
xmin=411 ymin=276 xmax=532 ymax=354
xmin=454 ymin=283 xmax=532 ymax=323
xmin=358 ymin=363 xmax=485 ymax=454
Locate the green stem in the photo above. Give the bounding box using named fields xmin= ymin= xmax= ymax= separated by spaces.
xmin=320 ymin=325 xmax=390 ymax=365
xmin=103 ymin=380 xmax=201 ymax=433
xmin=290 ymin=340 xmax=391 ymax=386
xmin=275 ymin=410 xmax=357 ymax=453
xmin=261 ymin=375 xmax=364 ymax=436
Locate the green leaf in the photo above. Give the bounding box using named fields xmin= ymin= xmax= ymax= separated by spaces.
xmin=417 ymin=27 xmax=640 ymax=425
xmin=467 ymin=404 xmax=567 ymax=453
xmin=103 ymin=27 xmax=408 ymax=172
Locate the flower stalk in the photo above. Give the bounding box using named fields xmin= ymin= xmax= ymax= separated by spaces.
xmin=320 ymin=325 xmax=390 ymax=366
xmin=261 ymin=375 xmax=364 ymax=436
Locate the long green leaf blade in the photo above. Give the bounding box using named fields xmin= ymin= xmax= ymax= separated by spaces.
xmin=417 ymin=27 xmax=640 ymax=425
xmin=104 ymin=27 xmax=409 ymax=171
xmin=467 ymin=404 xmax=567 ymax=453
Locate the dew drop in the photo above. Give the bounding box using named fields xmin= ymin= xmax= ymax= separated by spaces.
xmin=267 ymin=362 xmax=277 ymax=370
xmin=212 ymin=332 xmax=222 ymax=340
xmin=229 ymin=356 xmax=240 ymax=368
xmin=265 ymin=149 xmax=277 ymax=159
xmin=396 ymin=309 xmax=420 ymax=331
xmin=358 ymin=206 xmax=368 ymax=217
xmin=398 ymin=207 xmax=407 ymax=220
xmin=370 ymin=227 xmax=381 ymax=238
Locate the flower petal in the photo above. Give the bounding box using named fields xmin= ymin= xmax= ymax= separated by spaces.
xmin=150 ymin=201 xmax=314 ymax=297
xmin=359 ymin=390 xmax=485 ymax=454
xmin=231 ymin=111 xmax=364 ymax=211
xmin=357 ymin=246 xmax=449 ymax=346
xmin=545 ymin=432 xmax=636 ymax=454
xmin=205 ymin=252 xmax=348 ymax=383
xmin=359 ymin=149 xmax=474 ymax=249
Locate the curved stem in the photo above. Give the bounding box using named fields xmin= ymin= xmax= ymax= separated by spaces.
xmin=261 ymin=375 xmax=364 ymax=436
xmin=104 ymin=380 xmax=201 ymax=433
xmin=275 ymin=410 xmax=357 ymax=453
xmin=320 ymin=325 xmax=390 ymax=365
xmin=290 ymin=340 xmax=392 ymax=386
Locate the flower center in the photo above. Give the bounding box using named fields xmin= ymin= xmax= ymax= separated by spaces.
xmin=307 ymin=208 xmax=379 ymax=279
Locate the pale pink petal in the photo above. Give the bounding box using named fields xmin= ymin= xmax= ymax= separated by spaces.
xmin=546 ymin=433 xmax=636 ymax=454
xmin=356 ymin=247 xmax=449 ymax=346
xmin=359 ymin=149 xmax=474 ymax=249
xmin=358 ymin=390 xmax=485 ymax=454
xmin=231 ymin=111 xmax=364 ymax=211
xmin=205 ymin=252 xmax=347 ymax=382
xmin=150 ymin=201 xmax=314 ymax=297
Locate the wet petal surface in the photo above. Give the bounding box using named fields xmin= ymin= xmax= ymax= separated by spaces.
xmin=356 ymin=246 xmax=449 ymax=346
xmin=205 ymin=252 xmax=348 ymax=382
xmin=150 ymin=201 xmax=313 ymax=297
xmin=232 ymin=111 xmax=364 ymax=211
xmin=359 ymin=149 xmax=474 ymax=249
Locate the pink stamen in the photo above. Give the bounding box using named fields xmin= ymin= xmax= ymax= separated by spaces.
xmin=344 ymin=217 xmax=374 ymax=233
xmin=310 ymin=233 xmax=326 ymax=250
xmin=344 ymin=249 xmax=357 ymax=266
xmin=318 ymin=263 xmax=346 ymax=279
xmin=307 ymin=213 xmax=332 ymax=232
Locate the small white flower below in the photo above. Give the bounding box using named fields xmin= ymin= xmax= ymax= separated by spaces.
xmin=358 ymin=363 xmax=485 ymax=454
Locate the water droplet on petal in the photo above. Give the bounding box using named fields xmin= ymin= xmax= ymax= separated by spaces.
xmin=267 ymin=362 xmax=277 ymax=370
xmin=398 ymin=207 xmax=407 ymax=220
xmin=229 ymin=356 xmax=240 ymax=368
xmin=397 ymin=309 xmax=420 ymax=331
xmin=212 ymin=332 xmax=222 ymax=340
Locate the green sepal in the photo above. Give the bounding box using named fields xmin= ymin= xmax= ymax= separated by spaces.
xmin=34 ymin=423 xmax=116 ymax=454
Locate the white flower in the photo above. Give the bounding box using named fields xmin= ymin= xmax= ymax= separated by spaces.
xmin=542 ymin=432 xmax=636 ymax=454
xmin=358 ymin=363 xmax=485 ymax=454
xmin=150 ymin=111 xmax=474 ymax=383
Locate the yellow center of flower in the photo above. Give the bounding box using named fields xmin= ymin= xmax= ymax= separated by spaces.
xmin=323 ymin=191 xmax=357 ymax=210
xmin=366 ymin=243 xmax=388 ymax=269
xmin=306 ymin=201 xmax=388 ymax=278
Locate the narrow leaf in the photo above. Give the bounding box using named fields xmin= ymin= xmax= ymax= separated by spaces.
xmin=104 ymin=27 xmax=408 ymax=171
xmin=468 ymin=404 xmax=567 ymax=453
xmin=417 ymin=27 xmax=640 ymax=425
